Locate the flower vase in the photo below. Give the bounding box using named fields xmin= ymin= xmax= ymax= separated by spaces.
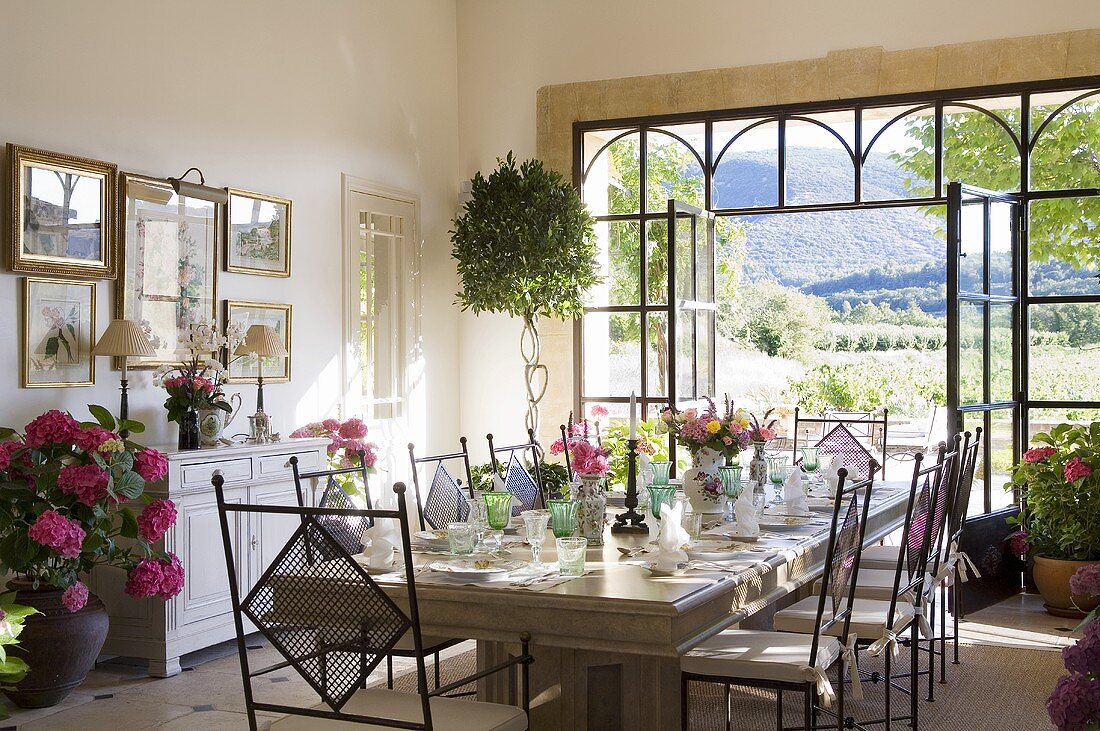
xmin=178 ymin=408 xmax=200 ymax=450
xmin=683 ymin=447 xmax=723 ymax=514
xmin=748 ymin=441 xmax=768 ymax=486
xmin=575 ymin=474 xmax=606 ymax=546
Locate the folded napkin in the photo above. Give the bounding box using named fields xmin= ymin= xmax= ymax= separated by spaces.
xmin=362 ymin=536 xmax=396 ymax=570
xmin=784 ymin=469 xmax=809 ymax=516
xmin=655 ymin=500 xmax=690 ymax=571
xmin=822 ymin=456 xmax=844 ymax=497
xmin=734 ymin=484 xmax=760 ymax=537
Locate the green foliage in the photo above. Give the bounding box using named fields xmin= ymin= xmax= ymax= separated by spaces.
xmin=452 ymin=152 xmax=598 ymax=324
xmin=789 ymin=360 xmax=945 ymax=416
xmin=1010 ymin=422 xmax=1100 ymax=560
xmin=0 ymin=591 xmax=37 ymax=717
xmin=733 ymin=281 xmax=832 ymax=360
xmin=600 ymin=419 xmax=671 ymax=488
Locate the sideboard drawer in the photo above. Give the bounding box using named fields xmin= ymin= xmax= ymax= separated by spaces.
xmin=257 ymin=451 xmax=321 ymax=478
xmin=182 ymin=457 xmax=253 ymax=488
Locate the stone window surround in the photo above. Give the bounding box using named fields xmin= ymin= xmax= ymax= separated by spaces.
xmin=530 ymin=29 xmax=1100 ymax=443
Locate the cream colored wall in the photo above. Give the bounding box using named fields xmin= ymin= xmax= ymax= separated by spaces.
xmin=455 ymin=0 xmax=1100 ymax=452
xmin=0 ymin=0 xmax=461 ymax=468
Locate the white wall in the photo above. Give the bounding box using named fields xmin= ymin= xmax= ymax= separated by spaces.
xmin=454 ymin=0 xmax=1100 ymax=451
xmin=0 ymin=0 xmax=460 ymax=460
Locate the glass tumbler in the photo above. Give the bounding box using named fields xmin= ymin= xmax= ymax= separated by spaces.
xmin=649 ymin=460 xmax=672 ymax=485
xmin=521 ymin=509 xmax=551 ymax=567
xmin=556 ymin=537 xmax=588 ymax=577
xmin=446 ymin=522 xmax=475 ymax=555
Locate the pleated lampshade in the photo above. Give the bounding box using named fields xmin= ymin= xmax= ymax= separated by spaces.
xmin=93 ymin=319 xmax=155 ymax=357
xmin=235 ymin=324 xmax=287 ymax=358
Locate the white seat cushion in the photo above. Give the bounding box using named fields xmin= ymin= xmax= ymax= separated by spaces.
xmin=681 ymin=629 xmax=842 ymax=683
xmin=859 ymin=544 xmax=901 ymax=570
xmin=814 ymin=568 xmax=910 ymax=602
xmin=775 ymin=596 xmax=913 ymax=641
xmin=270 ymin=688 xmax=527 ymax=730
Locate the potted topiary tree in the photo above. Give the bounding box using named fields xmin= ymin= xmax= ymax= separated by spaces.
xmin=1010 ymin=421 xmax=1100 ymax=617
xmin=451 ymin=152 xmax=598 ymax=434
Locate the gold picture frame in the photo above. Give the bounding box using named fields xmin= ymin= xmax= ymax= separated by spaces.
xmin=22 ymin=276 xmax=96 ymax=388
xmin=117 ymin=172 xmax=220 ymax=370
xmin=223 ymin=299 xmax=292 ymax=383
xmin=225 ymin=188 xmax=291 ymax=277
xmin=8 ymin=144 xmax=118 ymax=279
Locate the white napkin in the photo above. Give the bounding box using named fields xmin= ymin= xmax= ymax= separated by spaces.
xmin=492 ymin=474 xmax=507 ymax=492
xmin=734 ymin=484 xmax=760 ymax=537
xmin=822 ymin=456 xmax=844 ymax=497
xmin=784 ymin=469 xmax=809 ymax=516
xmin=363 ymin=536 xmax=396 ymax=570
xmin=655 ymin=500 xmax=690 ymax=571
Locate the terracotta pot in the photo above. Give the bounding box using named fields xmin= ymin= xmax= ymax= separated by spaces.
xmin=1032 ymin=555 xmax=1100 ymax=619
xmin=2 ymin=579 xmax=109 ymax=709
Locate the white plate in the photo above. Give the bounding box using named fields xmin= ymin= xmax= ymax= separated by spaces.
xmin=685 ymin=540 xmax=767 ymax=561
xmin=427 ymin=559 xmax=523 ymax=579
xmin=415 ymin=529 xmax=450 ymax=542
xmin=720 ymin=531 xmax=760 ymax=542
xmin=759 ymin=517 xmax=816 ymax=531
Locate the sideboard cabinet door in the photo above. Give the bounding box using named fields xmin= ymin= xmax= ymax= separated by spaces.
xmin=177 ymin=484 xmax=248 ymax=627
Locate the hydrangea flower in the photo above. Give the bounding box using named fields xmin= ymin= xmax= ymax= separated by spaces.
xmin=24 ymin=410 xmax=80 ymax=449
xmin=57 ymin=463 xmax=110 ymax=506
xmin=1071 ymin=564 xmax=1100 ymax=599
xmin=1024 ymin=446 xmax=1057 ymax=463
xmin=74 ymin=426 xmax=119 ymax=454
xmin=28 ymin=510 xmax=85 ymax=559
xmin=134 ymin=448 xmax=169 ymax=482
xmin=62 ymin=582 xmax=89 ymax=613
xmin=1048 ymin=673 xmax=1100 ymax=731
xmin=1065 ymin=457 xmax=1094 ymax=484
xmin=137 ymin=500 xmax=177 ymax=543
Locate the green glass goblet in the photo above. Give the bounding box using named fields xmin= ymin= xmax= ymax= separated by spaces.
xmin=647 ymin=485 xmax=677 ymax=520
xmin=547 ymin=499 xmax=579 ymax=538
xmin=767 ymin=455 xmax=788 ymax=502
xmin=799 ymin=446 xmax=821 ymax=473
xmin=649 ymin=460 xmax=672 ymax=485
xmin=719 ymin=465 xmax=742 ymax=522
xmin=482 ymin=491 xmax=513 ymax=550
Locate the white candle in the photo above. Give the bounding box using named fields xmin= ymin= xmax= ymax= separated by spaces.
xmin=629 ymin=391 xmax=638 ymax=439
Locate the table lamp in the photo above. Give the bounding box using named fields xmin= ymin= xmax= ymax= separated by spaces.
xmin=92 ymin=319 xmax=155 ymax=438
xmin=234 ymin=325 xmax=287 ymax=441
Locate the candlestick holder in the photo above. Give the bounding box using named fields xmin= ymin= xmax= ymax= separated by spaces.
xmin=611 ymin=438 xmax=648 ymax=534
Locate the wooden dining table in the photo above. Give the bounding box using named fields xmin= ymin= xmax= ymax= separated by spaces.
xmin=383 ymin=481 xmax=912 ymax=731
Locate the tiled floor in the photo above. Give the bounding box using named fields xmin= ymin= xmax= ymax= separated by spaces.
xmin=0 ymin=592 xmax=1073 ymax=730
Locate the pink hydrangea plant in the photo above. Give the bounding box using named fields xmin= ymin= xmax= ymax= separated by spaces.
xmin=61 ymin=582 xmax=89 ymax=613
xmin=137 ymin=500 xmax=178 ymax=543
xmin=1066 ymin=457 xmax=1094 ymax=484
xmin=23 ymin=410 xmax=80 ymax=449
xmin=133 ymin=448 xmax=169 ymax=482
xmin=57 ymin=463 xmax=110 ymax=506
xmin=1024 ymin=446 xmax=1058 ymax=463
xmin=28 ymin=510 xmax=85 ymax=559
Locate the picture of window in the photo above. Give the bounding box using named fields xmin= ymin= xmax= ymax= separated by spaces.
xmin=22 ymin=277 xmax=96 ymax=387
xmin=225 ymin=188 xmax=291 ymax=277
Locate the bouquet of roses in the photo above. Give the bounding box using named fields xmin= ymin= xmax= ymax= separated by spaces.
xmin=0 ymin=407 xmax=183 ymax=613
xmin=549 ymin=413 xmax=612 ymax=479
xmin=746 ymin=408 xmax=779 ymax=443
xmin=660 ymin=395 xmax=751 ymax=465
xmin=289 ymin=417 xmax=378 ymax=496
xmin=153 ymin=319 xmax=244 ymax=424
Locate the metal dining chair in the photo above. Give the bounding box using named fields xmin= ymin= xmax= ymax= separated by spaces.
xmin=487 ymin=429 xmax=545 ymax=515
xmin=681 ymin=468 xmax=876 ymax=731
xmin=408 ymin=439 xmax=475 ymax=531
xmin=792 ymin=407 xmax=888 ymax=479
xmin=213 ymin=476 xmax=533 ymax=731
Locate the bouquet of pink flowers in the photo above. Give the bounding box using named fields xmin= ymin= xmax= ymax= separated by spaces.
xmin=153 ymin=319 xmax=243 ymax=424
xmin=660 ymin=396 xmax=751 ymax=464
xmin=746 ymin=408 xmax=779 ymax=443
xmin=0 ymin=407 xmax=183 ymax=613
xmin=290 ymin=417 xmax=379 ymax=495
xmin=569 ymin=439 xmax=612 ymax=477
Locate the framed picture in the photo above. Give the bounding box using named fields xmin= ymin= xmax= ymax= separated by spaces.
xmin=117 ymin=172 xmax=219 ymax=369
xmin=224 ymin=300 xmax=291 ymax=382
xmin=8 ymin=144 xmax=117 ymax=278
xmin=22 ymin=277 xmax=95 ymax=387
xmin=225 ymin=188 xmax=291 ymax=277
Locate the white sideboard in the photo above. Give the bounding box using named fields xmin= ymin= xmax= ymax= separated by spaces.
xmin=89 ymin=438 xmax=329 ymax=677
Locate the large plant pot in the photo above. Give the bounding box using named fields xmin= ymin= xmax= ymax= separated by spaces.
xmin=2 ymin=580 xmax=109 ymax=708
xmin=683 ymin=447 xmax=723 ymax=514
xmin=1033 ymin=555 xmax=1100 ymax=619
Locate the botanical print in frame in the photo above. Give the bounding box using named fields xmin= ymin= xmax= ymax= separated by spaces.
xmin=118 ymin=173 xmax=219 ymax=369
xmin=8 ymin=144 xmax=118 ymax=278
xmin=223 ymin=300 xmax=291 ymax=383
xmin=22 ymin=277 xmax=96 ymax=388
xmin=225 ymin=188 xmax=291 ymax=277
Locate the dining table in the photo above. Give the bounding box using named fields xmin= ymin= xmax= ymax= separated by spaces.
xmin=368 ymin=479 xmax=913 ymax=731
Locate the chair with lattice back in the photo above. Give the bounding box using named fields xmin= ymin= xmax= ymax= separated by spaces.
xmin=944 ymin=428 xmax=982 ymax=667
xmin=408 ymin=439 xmax=475 ymax=532
xmin=487 ymin=429 xmax=545 ymax=516
xmin=681 ymin=468 xmax=877 ymax=731
xmin=792 ymin=407 xmax=888 ymax=479
xmin=213 ymin=474 xmax=532 ymax=731
xmin=289 ymin=452 xmax=375 ymax=561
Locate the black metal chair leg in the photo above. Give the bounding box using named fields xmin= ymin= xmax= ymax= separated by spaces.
xmin=939 ymin=591 xmax=948 ymax=684
xmin=926 ymin=599 xmax=935 ymax=703
xmin=836 ymin=658 xmax=844 ymax=731
xmin=681 ymin=676 xmax=690 ymax=731
xmin=777 ymin=689 xmax=784 ymax=731
xmin=953 ymin=575 xmax=962 ymax=665
xmin=804 ymin=688 xmax=813 ymax=731
xmin=884 ymin=647 xmax=892 ymax=731
xmin=911 ymin=619 xmax=920 ymax=730
xmin=726 ymin=682 xmax=732 ymax=731
xmin=387 ymin=654 xmax=394 ymax=689
xmin=434 ymin=651 xmax=441 ymax=689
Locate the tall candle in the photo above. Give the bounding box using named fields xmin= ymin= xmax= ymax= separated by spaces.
xmin=629 ymin=391 xmax=638 ymax=439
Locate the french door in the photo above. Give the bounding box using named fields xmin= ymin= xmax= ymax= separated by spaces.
xmin=667 ymin=199 xmax=716 ymax=405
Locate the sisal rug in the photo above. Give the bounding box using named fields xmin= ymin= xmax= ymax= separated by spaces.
xmin=385 ymin=643 xmax=1061 ymax=730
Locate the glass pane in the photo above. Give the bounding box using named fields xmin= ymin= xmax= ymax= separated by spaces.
xmin=988 ymin=409 xmax=1016 ymax=512
xmin=676 ymin=309 xmax=694 ymax=401
xmin=673 ymin=212 xmax=694 ymax=302
xmin=943 ymin=99 xmax=1021 ymax=195
xmin=697 ymin=309 xmax=716 ymax=396
xmin=696 ymin=221 xmax=714 ymax=302
xmin=712 ymin=118 xmax=779 ymax=209
xmin=989 ymin=304 xmax=1014 ymax=403
xmin=646 ymin=312 xmax=669 ymax=398
xmin=645 ymin=219 xmax=669 ymax=305
xmin=1030 ymin=89 xmax=1100 ymax=190
xmin=1028 ymin=302 xmax=1100 ymax=402
xmin=584 ymin=220 xmax=641 ymax=306
xmin=647 ymin=126 xmax=705 ymax=213
xmin=959 ymin=301 xmax=984 ymax=405
xmin=1027 ymin=408 xmax=1100 ymax=442
xmin=583 ymin=312 xmax=640 ymax=397
xmin=962 ymin=411 xmax=987 ymax=517
xmin=958 ymin=199 xmax=985 ymax=293
xmin=861 ymin=104 xmax=937 ymax=201
xmin=582 ymin=131 xmax=640 ymax=216
xmin=989 ymin=200 xmax=1014 ymax=297
xmin=579 ymin=401 xmax=628 ymax=429
xmin=1028 ymin=197 xmax=1100 ymax=295
xmin=785 ymin=112 xmax=856 ymax=205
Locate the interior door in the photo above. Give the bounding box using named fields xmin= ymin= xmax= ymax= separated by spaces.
xmin=946 ymin=181 xmax=1024 ymax=610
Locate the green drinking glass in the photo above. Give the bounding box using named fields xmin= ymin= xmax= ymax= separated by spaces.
xmin=799 ymin=447 xmax=821 ymax=473
xmin=767 ymin=455 xmax=788 ymax=502
xmin=547 ymin=499 xmax=579 ymax=538
xmin=649 ymin=461 xmax=672 ymax=485
xmin=482 ymin=491 xmax=513 ymax=549
xmin=719 ymin=465 xmax=742 ymax=523
xmin=647 ymin=485 xmax=677 ymax=520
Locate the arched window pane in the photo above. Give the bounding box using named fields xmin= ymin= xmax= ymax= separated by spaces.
xmin=712 ymin=118 xmax=779 ymax=209
xmin=582 ymin=130 xmax=640 ymax=216
xmin=645 ymin=127 xmax=705 ymax=213
xmin=1030 ymin=89 xmax=1100 ymax=190
xmin=861 ymin=105 xmax=936 ymax=201
xmin=785 ymin=111 xmax=855 ymax=205
xmin=942 ymin=97 xmax=1021 ymax=194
